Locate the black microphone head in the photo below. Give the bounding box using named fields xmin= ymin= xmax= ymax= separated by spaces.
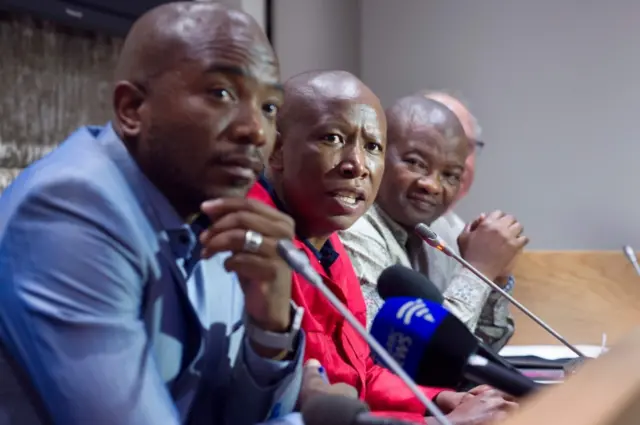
xmin=301 ymin=394 xmax=370 ymax=425
xmin=377 ymin=264 xmax=445 ymax=304
xmin=415 ymin=223 xmax=437 ymax=240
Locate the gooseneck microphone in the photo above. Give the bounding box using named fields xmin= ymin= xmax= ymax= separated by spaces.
xmin=414 ymin=223 xmax=586 ymax=358
xmin=370 ymin=297 xmax=538 ymax=398
xmin=623 ymin=245 xmax=640 ymax=276
xmin=302 ymin=394 xmax=420 ymax=425
xmin=377 ymin=265 xmax=522 ymax=377
xmin=276 ymin=240 xmax=452 ymax=425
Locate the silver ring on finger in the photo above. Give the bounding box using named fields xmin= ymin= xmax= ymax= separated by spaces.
xmin=243 ymin=230 xmax=263 ymax=253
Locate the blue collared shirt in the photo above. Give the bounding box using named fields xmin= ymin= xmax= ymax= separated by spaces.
xmin=136 ymin=139 xmax=293 ymax=387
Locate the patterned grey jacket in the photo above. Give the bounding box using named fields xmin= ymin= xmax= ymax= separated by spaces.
xmin=340 ymin=205 xmax=514 ymax=351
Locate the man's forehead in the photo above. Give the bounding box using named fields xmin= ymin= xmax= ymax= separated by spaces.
xmin=293 ymin=96 xmax=383 ymax=127
xmin=404 ymin=107 xmax=450 ymax=128
xmin=306 ymin=74 xmax=366 ymax=99
xmin=182 ymin=31 xmax=279 ymax=84
xmin=281 ymin=71 xmax=384 ymax=129
xmin=200 ymin=54 xmax=280 ymax=85
xmin=288 ymin=72 xmax=377 ymax=104
xmin=403 ymin=124 xmax=445 ymax=143
xmin=399 ymin=123 xmax=463 ymax=150
xmin=319 ymin=95 xmax=380 ymax=112
xmin=306 ymin=87 xmax=382 ymax=116
xmin=403 ymin=136 xmax=468 ymax=166
xmin=160 ymin=4 xmax=256 ymax=36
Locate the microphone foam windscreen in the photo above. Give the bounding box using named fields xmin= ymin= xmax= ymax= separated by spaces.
xmin=415 ymin=223 xmax=437 ymax=240
xmin=370 ymin=297 xmax=478 ymax=388
xmin=301 ymin=394 xmax=369 ymax=425
xmin=377 ymin=264 xmax=445 ymax=304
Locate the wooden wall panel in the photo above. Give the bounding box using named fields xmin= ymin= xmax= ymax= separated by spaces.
xmin=0 ymin=11 xmax=123 ymax=192
xmin=510 ymin=251 xmax=640 ymax=346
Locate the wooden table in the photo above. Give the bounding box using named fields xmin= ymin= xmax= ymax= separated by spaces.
xmin=509 ymin=251 xmax=640 ymax=346
xmin=501 ymin=327 xmax=640 ymax=425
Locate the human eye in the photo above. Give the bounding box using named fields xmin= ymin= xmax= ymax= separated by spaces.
xmin=321 ymin=134 xmax=344 ymax=145
xmin=208 ymin=87 xmax=233 ymax=101
xmin=262 ymin=103 xmax=279 ymax=119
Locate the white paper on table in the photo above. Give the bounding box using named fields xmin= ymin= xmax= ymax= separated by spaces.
xmin=499 ymin=333 xmax=609 ymax=360
xmin=499 ymin=344 xmax=608 ymax=360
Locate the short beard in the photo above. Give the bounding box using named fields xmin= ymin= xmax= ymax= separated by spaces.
xmin=135 ymin=125 xmax=202 ymax=219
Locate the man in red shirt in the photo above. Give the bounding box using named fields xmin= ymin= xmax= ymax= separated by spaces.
xmin=207 ymin=70 xmax=517 ymax=424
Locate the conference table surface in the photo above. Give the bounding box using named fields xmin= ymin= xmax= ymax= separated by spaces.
xmin=510 ymin=251 xmax=640 ymax=346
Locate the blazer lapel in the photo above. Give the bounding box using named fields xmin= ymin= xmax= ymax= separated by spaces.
xmin=97 ymin=124 xmax=206 ymax=403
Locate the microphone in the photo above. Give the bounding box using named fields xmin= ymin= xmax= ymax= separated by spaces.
xmin=302 ymin=394 xmax=420 ymax=425
xmin=370 ymin=297 xmax=538 ymax=398
xmin=623 ymin=245 xmax=640 ymax=276
xmin=376 ymin=265 xmax=522 ymax=377
xmin=377 ymin=265 xmax=445 ymax=304
xmin=276 ymin=240 xmax=452 ymax=425
xmin=414 ymin=223 xmax=586 ymax=359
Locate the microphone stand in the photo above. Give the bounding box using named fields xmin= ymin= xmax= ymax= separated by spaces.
xmin=415 ymin=223 xmax=586 ymax=359
xmin=623 ymin=245 xmax=640 ymax=276
xmin=277 ymin=240 xmax=453 ymax=425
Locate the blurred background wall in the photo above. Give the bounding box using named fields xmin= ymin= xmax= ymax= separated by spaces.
xmin=2 ymin=0 xmax=640 ymax=250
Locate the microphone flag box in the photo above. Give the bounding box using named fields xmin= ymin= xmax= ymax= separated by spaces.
xmin=370 ymin=297 xmax=445 ymax=373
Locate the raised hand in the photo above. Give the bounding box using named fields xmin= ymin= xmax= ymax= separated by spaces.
xmin=458 ymin=210 xmax=529 ymax=282
xmin=199 ymin=198 xmax=295 ymax=336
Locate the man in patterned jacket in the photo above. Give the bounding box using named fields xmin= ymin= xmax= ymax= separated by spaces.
xmin=341 ymin=93 xmax=529 ymax=351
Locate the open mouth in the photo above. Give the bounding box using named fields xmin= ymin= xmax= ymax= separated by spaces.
xmin=331 ymin=190 xmax=365 ymax=204
xmin=334 ymin=194 xmax=361 ymax=206
xmin=327 ymin=189 xmax=367 ymax=212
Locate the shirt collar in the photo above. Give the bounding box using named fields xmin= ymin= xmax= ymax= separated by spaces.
xmin=372 ymin=203 xmax=411 ymax=248
xmin=258 ymin=175 xmax=339 ymax=268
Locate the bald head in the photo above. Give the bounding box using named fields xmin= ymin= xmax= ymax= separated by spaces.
xmin=421 ymin=91 xmax=480 ymax=141
xmin=277 ymin=70 xmax=384 ymax=135
xmin=386 ymin=95 xmax=466 ymax=145
xmin=115 ymin=2 xmax=272 ymax=84
xmin=283 ymin=70 xmax=376 ymax=100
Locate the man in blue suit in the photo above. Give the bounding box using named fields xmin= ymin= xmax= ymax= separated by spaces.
xmin=0 ymin=3 xmax=308 ymax=424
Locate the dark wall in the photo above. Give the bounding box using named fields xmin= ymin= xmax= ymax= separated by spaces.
xmin=0 ymin=11 xmax=123 ymax=192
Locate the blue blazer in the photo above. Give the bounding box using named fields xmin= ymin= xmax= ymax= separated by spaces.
xmin=0 ymin=125 xmax=304 ymax=425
